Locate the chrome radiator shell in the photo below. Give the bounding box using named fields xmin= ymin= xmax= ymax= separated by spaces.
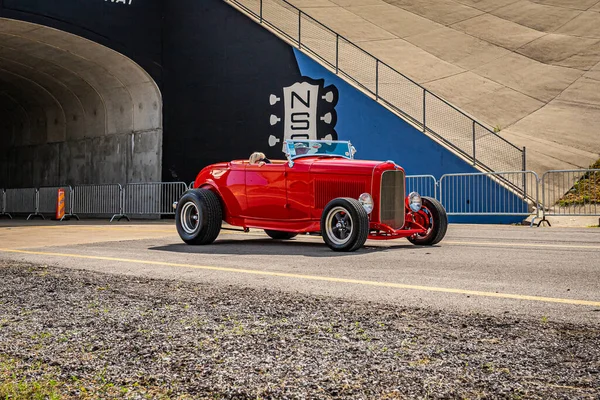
xmin=379 ymin=170 xmax=405 ymax=229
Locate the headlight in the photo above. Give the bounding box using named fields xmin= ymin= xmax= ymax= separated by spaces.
xmin=358 ymin=193 xmax=374 ymax=214
xmin=408 ymin=192 xmax=422 ymax=212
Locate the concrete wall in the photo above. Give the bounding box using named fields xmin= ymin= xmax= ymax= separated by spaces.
xmin=0 ymin=133 xmax=163 ymax=188
xmin=0 ymin=130 xmax=161 ymax=188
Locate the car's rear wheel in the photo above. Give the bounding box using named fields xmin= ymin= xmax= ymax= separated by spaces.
xmin=407 ymin=196 xmax=447 ymax=246
xmin=176 ymin=189 xmax=222 ymax=245
xmin=264 ymin=230 xmax=298 ymax=240
xmin=321 ymin=198 xmax=369 ymax=252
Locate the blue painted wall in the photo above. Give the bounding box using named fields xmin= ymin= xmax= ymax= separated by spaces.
xmin=293 ymin=49 xmax=526 ymax=224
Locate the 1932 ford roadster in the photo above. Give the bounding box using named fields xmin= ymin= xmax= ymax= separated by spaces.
xmin=174 ymin=140 xmax=447 ymax=252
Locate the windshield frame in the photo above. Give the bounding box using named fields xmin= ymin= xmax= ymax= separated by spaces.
xmin=283 ymin=140 xmax=355 ymax=166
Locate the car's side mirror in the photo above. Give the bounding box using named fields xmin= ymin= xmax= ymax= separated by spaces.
xmin=351 ymin=146 xmax=357 ymax=158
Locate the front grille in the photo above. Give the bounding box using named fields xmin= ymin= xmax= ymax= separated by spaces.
xmin=380 ymin=170 xmax=405 ymax=228
xmin=315 ymin=178 xmax=369 ymax=209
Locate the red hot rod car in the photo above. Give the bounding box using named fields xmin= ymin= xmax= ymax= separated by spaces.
xmin=174 ymin=140 xmax=447 ymax=252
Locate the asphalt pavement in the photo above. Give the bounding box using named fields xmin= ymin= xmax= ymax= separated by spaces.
xmin=0 ymin=220 xmax=598 ymax=325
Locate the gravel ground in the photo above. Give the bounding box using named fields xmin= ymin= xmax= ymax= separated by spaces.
xmin=0 ymin=260 xmax=599 ymax=399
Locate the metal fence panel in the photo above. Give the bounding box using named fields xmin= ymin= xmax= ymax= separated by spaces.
xmin=38 ymin=186 xmax=73 ymax=216
xmin=473 ymin=122 xmax=524 ymax=174
xmin=299 ymin=13 xmax=336 ymax=68
xmin=406 ymin=175 xmax=437 ymax=200
xmin=541 ymin=169 xmax=600 ymax=217
xmin=439 ymin=171 xmax=538 ymax=216
xmin=338 ymin=37 xmax=377 ymax=94
xmin=124 ymin=182 xmax=187 ymax=216
xmin=425 ymin=93 xmax=474 ymax=160
xmin=232 ymin=0 xmax=260 ymax=17
xmin=72 ymin=184 xmax=125 ymax=221
xmin=4 ymin=188 xmax=37 ymax=218
xmin=262 ymin=0 xmax=299 ymax=43
xmin=378 ymin=63 xmax=424 ymax=126
xmin=0 ymin=189 xmax=10 ymax=219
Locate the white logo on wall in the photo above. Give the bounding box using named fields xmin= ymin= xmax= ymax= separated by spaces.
xmin=268 ymin=77 xmax=338 ymax=151
xmin=105 ymin=0 xmax=133 ymax=5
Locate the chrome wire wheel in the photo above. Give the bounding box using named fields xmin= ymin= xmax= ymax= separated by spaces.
xmin=407 ymin=196 xmax=448 ymax=246
xmin=413 ymin=207 xmax=434 ymax=240
xmin=180 ymin=201 xmax=200 ymax=234
xmin=325 ymin=206 xmax=354 ymax=246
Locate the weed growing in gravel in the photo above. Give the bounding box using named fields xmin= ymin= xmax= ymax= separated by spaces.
xmin=0 ymin=354 xmax=189 ymax=400
xmin=0 ymin=355 xmax=61 ymax=400
xmin=31 ymin=331 xmax=52 ymax=341
xmin=482 ymin=362 xmax=495 ymax=373
xmin=409 ymin=357 xmax=431 ymax=367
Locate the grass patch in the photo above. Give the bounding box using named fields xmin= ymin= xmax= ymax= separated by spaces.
xmin=0 ymin=354 xmax=183 ymax=400
xmin=557 ymin=159 xmax=600 ymax=207
xmin=0 ymin=355 xmax=62 ymax=400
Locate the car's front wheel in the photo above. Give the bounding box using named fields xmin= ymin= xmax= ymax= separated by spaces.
xmin=176 ymin=189 xmax=222 ymax=245
xmin=407 ymin=196 xmax=448 ymax=246
xmin=264 ymin=230 xmax=298 ymax=240
xmin=321 ymin=198 xmax=369 ymax=252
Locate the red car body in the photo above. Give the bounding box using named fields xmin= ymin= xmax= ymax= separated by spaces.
xmin=191 ymin=157 xmax=433 ymax=240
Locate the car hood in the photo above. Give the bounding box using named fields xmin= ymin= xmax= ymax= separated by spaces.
xmin=299 ymin=157 xmax=392 ymax=175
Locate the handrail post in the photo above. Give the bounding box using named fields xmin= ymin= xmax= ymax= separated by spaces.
xmin=375 ymin=59 xmax=379 ymax=100
xmin=298 ymin=11 xmax=301 ymax=48
xmin=522 ymin=146 xmax=526 ymax=172
xmin=335 ymin=34 xmax=339 ymax=74
xmin=522 ymin=146 xmax=527 ymax=198
xmin=259 ymin=0 xmax=263 ymax=22
xmin=472 ymin=121 xmax=476 ymax=166
xmin=422 ymin=89 xmax=426 ymax=133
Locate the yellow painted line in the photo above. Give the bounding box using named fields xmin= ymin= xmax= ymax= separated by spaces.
xmin=2 ymin=225 xmax=599 ymax=249
xmin=21 ymin=226 xmax=176 ymax=234
xmin=1 ymin=248 xmax=599 ymax=307
xmin=444 ymin=241 xmax=600 ymax=250
xmin=0 ymin=225 xmax=267 ymax=236
xmin=0 ymin=225 xmax=174 ymax=234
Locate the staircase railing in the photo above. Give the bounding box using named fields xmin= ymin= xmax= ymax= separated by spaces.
xmin=225 ymin=0 xmax=526 ymax=174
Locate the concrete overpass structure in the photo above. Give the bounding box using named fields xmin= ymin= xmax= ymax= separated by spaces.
xmin=0 ymin=0 xmax=305 ymax=188
xmin=0 ymin=18 xmax=162 ymax=187
xmin=1 ymin=0 xmax=598 ymax=191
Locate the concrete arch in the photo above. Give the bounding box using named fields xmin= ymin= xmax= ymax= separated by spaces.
xmin=0 ymin=91 xmax=31 ymax=148
xmin=0 ymin=72 xmax=50 ymax=146
xmin=0 ymin=18 xmax=162 ymax=188
xmin=0 ymin=55 xmax=86 ymax=141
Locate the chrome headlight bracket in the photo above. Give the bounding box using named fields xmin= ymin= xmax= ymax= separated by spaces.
xmin=358 ymin=193 xmax=374 ymax=214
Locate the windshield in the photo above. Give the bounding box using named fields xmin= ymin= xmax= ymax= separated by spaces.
xmin=284 ymin=140 xmax=355 ymax=160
